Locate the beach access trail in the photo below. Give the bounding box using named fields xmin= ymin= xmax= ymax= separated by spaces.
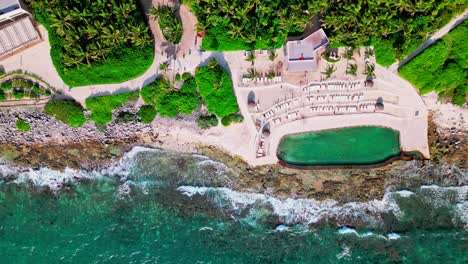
xmin=389 ymin=9 xmax=468 ymax=72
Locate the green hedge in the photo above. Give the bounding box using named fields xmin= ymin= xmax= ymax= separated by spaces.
xmin=194 ymin=64 xmax=238 ymax=118
xmin=45 ymin=99 xmax=86 ymax=127
xmin=137 ymin=105 xmax=158 ymax=124
xmin=141 ymin=77 xmax=201 ymax=117
xmin=85 ymin=91 xmax=139 ymax=125
xmin=16 ymin=119 xmax=30 ymax=132
xmin=399 ymin=21 xmax=467 ymax=105
xmin=196 ymin=114 xmax=218 ymax=129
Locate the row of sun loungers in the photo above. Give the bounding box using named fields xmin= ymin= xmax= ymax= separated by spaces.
xmin=310 ymin=106 xmax=334 ymax=113
xmin=360 ymin=103 xmax=376 ymax=112
xmin=241 ymin=76 xmax=282 ymax=85
xmin=286 ymin=111 xmax=299 ymax=120
xmin=262 ymin=110 xmax=274 ymax=118
xmin=303 ymin=81 xmax=365 ymax=92
xmin=335 ymin=105 xmax=359 ymax=113
xmin=256 ymin=136 xmax=267 ymax=158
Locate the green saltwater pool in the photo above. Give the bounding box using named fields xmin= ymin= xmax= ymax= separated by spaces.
xmin=277 ymin=126 xmax=401 ymax=166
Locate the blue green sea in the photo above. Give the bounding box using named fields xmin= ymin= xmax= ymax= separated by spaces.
xmin=0 ymin=147 xmax=467 ymax=263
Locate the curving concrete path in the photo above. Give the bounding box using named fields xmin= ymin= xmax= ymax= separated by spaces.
xmin=388 ymin=9 xmax=468 ymax=72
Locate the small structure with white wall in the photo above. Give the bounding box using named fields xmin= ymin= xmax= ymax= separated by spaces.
xmin=285 ymin=29 xmax=329 ymax=72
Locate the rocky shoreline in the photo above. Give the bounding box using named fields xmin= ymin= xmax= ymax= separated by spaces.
xmin=0 ymin=101 xmax=466 ymax=203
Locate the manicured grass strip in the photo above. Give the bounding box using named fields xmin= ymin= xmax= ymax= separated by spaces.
xmin=85 ymin=91 xmax=139 ymax=125
xmin=194 ymin=64 xmax=239 ymax=118
xmin=45 ymin=99 xmax=86 ymax=127
xmin=399 ymin=21 xmax=467 ymax=105
xmin=277 ymin=127 xmax=401 ymax=166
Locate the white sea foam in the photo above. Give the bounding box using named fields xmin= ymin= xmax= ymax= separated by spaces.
xmin=395 ymin=190 xmax=415 ymax=197
xmin=454 ymin=201 xmax=468 ymax=230
xmin=387 ymin=233 xmax=401 ymax=240
xmin=12 ymin=167 xmax=100 ymax=192
xmin=336 ymin=246 xmax=351 ymax=259
xmin=177 ymin=186 xmax=402 ymax=228
xmin=178 ymin=185 xmax=468 ymax=229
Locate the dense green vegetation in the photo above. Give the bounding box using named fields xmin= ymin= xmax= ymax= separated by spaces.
xmin=186 ymin=0 xmax=317 ymax=51
xmin=150 ymin=6 xmax=182 ymax=44
xmin=195 ymin=64 xmax=239 ymax=118
xmin=25 ymin=0 xmax=154 ymax=86
xmin=85 ymin=91 xmax=139 ymax=125
xmin=16 ymin=119 xmax=31 ymax=132
xmin=196 ymin=114 xmax=218 ymax=129
xmin=185 ymin=0 xmax=465 ymax=66
xmin=399 ymin=21 xmax=467 ymax=105
xmin=137 ymin=105 xmax=158 ymax=124
xmin=141 ymin=77 xmax=201 ymax=117
xmin=322 ymin=0 xmax=466 ymax=66
xmin=45 ymin=99 xmax=87 ymax=127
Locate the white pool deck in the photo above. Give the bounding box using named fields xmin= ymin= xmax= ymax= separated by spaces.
xmin=235 ymin=65 xmax=430 ymax=166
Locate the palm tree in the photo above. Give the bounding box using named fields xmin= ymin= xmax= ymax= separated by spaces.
xmin=346 ymin=63 xmax=358 ymax=76
xmin=268 ymin=51 xmax=278 ymax=62
xmin=245 ymin=51 xmax=256 ymax=66
xmin=365 ymin=47 xmax=374 ymax=58
xmin=363 ymin=63 xmax=376 ymax=78
xmin=243 ymin=68 xmax=258 ymax=80
xmin=208 ymin=58 xmax=218 ymax=68
xmin=321 ymin=64 xmax=336 ymax=79
xmin=159 ymin=61 xmax=170 ymax=72
xmin=342 ymin=47 xmax=354 ymax=60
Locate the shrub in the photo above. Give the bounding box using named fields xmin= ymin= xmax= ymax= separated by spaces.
xmin=0 ymin=81 xmax=12 ymax=91
xmin=196 ymin=114 xmax=218 ymax=129
xmin=182 ymin=72 xmax=192 ymax=80
xmin=116 ymin=112 xmax=137 ymax=123
xmin=85 ymin=91 xmax=140 ymax=125
xmin=45 ymin=99 xmax=86 ymax=127
xmin=195 ymin=62 xmax=239 ymax=118
xmin=141 ymin=78 xmax=201 ymax=117
xmin=221 ymin=113 xmax=244 ymax=126
xmin=16 ymin=119 xmax=30 ymax=132
xmin=0 ymin=92 xmax=6 ymax=102
xmin=12 ymin=89 xmax=25 ymax=99
xmin=12 ymin=79 xmax=32 ymax=89
xmin=137 ymin=105 xmax=158 ymax=124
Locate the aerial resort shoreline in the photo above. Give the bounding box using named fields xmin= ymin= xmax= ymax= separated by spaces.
xmin=0 ymin=0 xmax=467 ymax=262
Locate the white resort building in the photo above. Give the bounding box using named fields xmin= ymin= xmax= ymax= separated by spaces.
xmin=0 ymin=0 xmax=40 ymax=60
xmin=285 ymin=29 xmax=329 ymax=72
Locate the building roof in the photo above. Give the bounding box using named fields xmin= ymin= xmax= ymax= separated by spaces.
xmin=0 ymin=16 xmax=39 ymax=56
xmin=286 ymin=29 xmax=329 ymax=72
xmin=0 ymin=0 xmax=20 ymax=15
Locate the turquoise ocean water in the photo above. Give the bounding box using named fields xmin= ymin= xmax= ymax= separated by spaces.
xmin=0 ymin=147 xmax=466 ymax=263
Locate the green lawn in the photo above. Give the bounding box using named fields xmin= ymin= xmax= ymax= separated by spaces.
xmin=399 ymin=21 xmax=467 ymax=105
xmin=45 ymin=99 xmax=86 ymax=127
xmin=277 ymin=127 xmax=401 ymax=166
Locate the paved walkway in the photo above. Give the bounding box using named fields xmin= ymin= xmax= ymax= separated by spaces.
xmin=389 ymin=9 xmax=468 ymax=72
